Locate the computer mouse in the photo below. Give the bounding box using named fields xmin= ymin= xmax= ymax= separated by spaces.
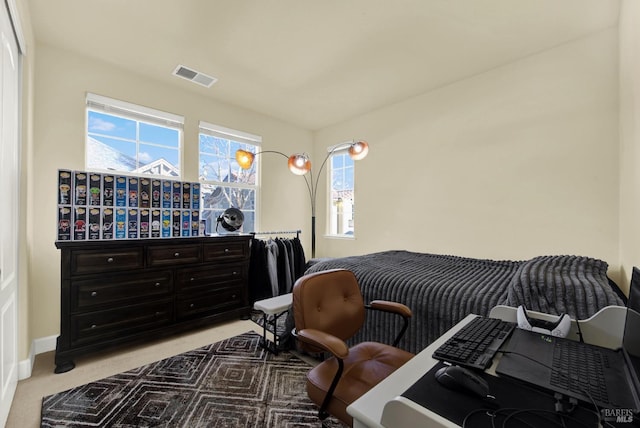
xmin=435 ymin=365 xmax=491 ymax=398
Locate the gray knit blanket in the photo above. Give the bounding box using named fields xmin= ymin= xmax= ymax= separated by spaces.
xmin=304 ymin=251 xmax=624 ymax=354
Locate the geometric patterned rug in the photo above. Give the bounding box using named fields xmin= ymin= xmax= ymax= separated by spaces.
xmin=40 ymin=331 xmax=347 ymax=427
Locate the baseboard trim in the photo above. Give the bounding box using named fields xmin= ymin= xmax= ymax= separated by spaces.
xmin=34 ymin=335 xmax=57 ymax=354
xmin=18 ymin=335 xmax=57 ymax=380
xmin=17 ymin=351 xmax=33 ymax=380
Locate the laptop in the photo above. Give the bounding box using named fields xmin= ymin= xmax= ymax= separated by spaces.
xmin=496 ymin=267 xmax=640 ymax=414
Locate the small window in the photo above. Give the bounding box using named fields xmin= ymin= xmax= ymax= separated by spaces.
xmin=328 ymin=148 xmax=355 ymax=237
xmin=86 ymin=93 xmax=183 ymax=177
xmin=198 ymin=121 xmax=260 ymax=234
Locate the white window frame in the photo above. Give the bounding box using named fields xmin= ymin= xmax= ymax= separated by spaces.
xmin=326 ymin=145 xmax=356 ymax=239
xmin=198 ymin=121 xmax=261 ymax=233
xmin=85 ymin=93 xmax=184 ymax=178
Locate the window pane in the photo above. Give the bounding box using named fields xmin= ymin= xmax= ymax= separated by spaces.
xmin=344 ymin=166 xmax=354 ymax=188
xmin=88 ymin=110 xmax=136 ymax=140
xmin=200 ymin=154 xmax=230 ymax=183
xmin=200 ymin=184 xmax=256 ymax=234
xmin=328 ymin=150 xmax=355 ymax=236
xmin=198 ymin=135 xmax=259 ymax=185
xmin=201 ymin=184 xmax=230 ymax=209
xmin=87 ymin=103 xmax=182 ymax=178
xmin=199 ymin=134 xmax=216 ymax=154
xmin=213 ymin=137 xmax=230 ymax=157
xmin=231 ymin=188 xmax=255 ymax=210
xmin=87 ymin=136 xmax=137 ymax=172
xmin=139 ymin=143 xmax=180 ymax=169
xmin=332 ymin=154 xmax=344 ymax=169
xmin=140 ymin=122 xmax=179 ymax=148
xmin=199 ymin=126 xmax=259 ymax=235
xmin=229 ymin=140 xmax=243 ymax=154
xmin=233 ymin=164 xmax=256 ymax=185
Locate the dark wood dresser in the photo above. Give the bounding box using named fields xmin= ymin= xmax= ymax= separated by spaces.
xmin=54 ymin=235 xmax=251 ymax=373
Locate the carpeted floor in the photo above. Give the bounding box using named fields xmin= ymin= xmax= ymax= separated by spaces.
xmin=40 ymin=331 xmax=346 ymax=427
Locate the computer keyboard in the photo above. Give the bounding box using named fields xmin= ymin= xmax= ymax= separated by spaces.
xmin=432 ymin=316 xmax=516 ymax=370
xmin=550 ymin=339 xmax=610 ymax=404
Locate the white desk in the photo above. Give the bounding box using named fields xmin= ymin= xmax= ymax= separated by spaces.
xmin=347 ymin=305 xmax=627 ymax=428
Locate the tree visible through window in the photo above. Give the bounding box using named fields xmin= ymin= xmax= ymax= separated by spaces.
xmin=86 ymin=93 xmax=183 ymax=177
xmin=199 ymin=122 xmax=260 ymax=234
xmin=329 ymin=149 xmax=355 ymax=236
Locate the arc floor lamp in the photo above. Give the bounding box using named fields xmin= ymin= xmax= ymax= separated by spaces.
xmin=235 ymin=140 xmax=369 ymax=258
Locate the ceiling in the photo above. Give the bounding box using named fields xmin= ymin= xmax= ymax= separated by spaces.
xmin=27 ymin=0 xmax=620 ymax=130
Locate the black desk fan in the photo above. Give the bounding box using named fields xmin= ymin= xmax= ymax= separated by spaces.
xmin=216 ymin=207 xmax=244 ymax=233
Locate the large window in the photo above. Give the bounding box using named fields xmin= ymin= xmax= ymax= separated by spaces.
xmin=199 ymin=121 xmax=260 ymax=234
xmin=328 ymin=148 xmax=355 ymax=237
xmin=86 ymin=93 xmax=183 ymax=177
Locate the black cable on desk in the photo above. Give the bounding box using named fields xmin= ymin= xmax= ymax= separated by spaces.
xmin=462 ymin=349 xmax=613 ymax=428
xmin=496 ymin=350 xmax=612 ymax=428
xmin=462 ymin=406 xmax=597 ymax=428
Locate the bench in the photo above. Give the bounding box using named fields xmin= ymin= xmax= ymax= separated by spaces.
xmin=253 ymin=293 xmax=293 ymax=354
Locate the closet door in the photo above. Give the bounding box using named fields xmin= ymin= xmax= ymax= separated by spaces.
xmin=0 ymin=1 xmax=20 ymax=425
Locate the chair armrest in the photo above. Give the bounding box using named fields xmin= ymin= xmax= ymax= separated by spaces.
xmin=369 ymin=300 xmax=412 ymax=318
xmin=366 ymin=300 xmax=412 ymax=348
xmin=297 ymin=328 xmax=349 ymax=359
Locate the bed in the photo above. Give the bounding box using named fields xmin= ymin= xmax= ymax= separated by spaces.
xmin=300 ymin=251 xmax=625 ymax=354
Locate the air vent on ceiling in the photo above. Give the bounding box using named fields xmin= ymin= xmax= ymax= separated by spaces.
xmin=172 ymin=65 xmax=217 ymax=88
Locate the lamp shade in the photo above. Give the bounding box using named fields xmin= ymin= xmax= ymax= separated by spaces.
xmin=235 ymin=149 xmax=255 ymax=169
xmin=288 ymin=153 xmax=311 ymax=175
xmin=348 ymin=140 xmax=369 ymax=161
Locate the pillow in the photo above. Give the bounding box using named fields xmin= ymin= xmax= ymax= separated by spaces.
xmin=505 ymin=255 xmax=624 ymax=320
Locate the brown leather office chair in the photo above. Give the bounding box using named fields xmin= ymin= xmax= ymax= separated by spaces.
xmin=292 ymin=269 xmax=414 ymax=426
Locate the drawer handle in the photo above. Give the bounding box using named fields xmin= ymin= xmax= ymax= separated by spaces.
xmin=155 ymin=311 xmax=162 ymax=316
xmin=91 ymin=324 xmax=97 ymax=329
xmin=224 ymin=248 xmax=230 ymax=253
xmin=232 ymin=271 xmax=238 ymax=276
xmin=91 ymin=291 xmax=97 ymax=297
xmin=107 ymin=257 xmax=114 ymax=263
xmin=174 ymin=252 xmax=180 ymax=257
xmin=154 ymin=282 xmax=161 ymax=287
xmin=232 ymin=294 xmax=237 ymax=299
xmin=189 ymin=303 xmax=195 ymax=308
xmin=190 ymin=277 xmax=195 ymax=281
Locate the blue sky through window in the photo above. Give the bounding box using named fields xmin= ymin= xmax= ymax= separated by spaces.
xmin=88 ymin=110 xmax=180 ymax=171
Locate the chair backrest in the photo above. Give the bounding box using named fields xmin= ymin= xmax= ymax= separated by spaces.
xmin=292 ymin=269 xmax=365 ymax=352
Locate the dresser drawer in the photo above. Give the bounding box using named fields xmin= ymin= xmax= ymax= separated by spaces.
xmin=71 ymin=271 xmax=173 ymax=311
xmin=176 ymin=264 xmax=244 ymax=295
xmin=177 ymin=286 xmax=243 ymax=319
xmin=71 ymin=300 xmax=173 ymax=345
xmin=147 ymin=244 xmax=201 ymax=266
xmin=203 ymin=240 xmax=248 ymax=261
xmin=71 ymin=248 xmax=144 ymax=275
xmin=55 ymin=236 xmax=252 ymax=373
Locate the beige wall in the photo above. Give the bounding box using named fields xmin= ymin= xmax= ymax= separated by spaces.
xmin=29 ymin=43 xmax=312 ymax=343
xmin=314 ymin=29 xmax=621 ymax=283
xmin=619 ymin=0 xmax=640 ymax=294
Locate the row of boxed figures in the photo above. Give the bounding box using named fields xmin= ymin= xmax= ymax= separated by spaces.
xmin=58 ymin=207 xmax=204 ymax=241
xmin=58 ymin=169 xmax=201 ymax=210
xmin=57 ymin=169 xmax=206 ymax=241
